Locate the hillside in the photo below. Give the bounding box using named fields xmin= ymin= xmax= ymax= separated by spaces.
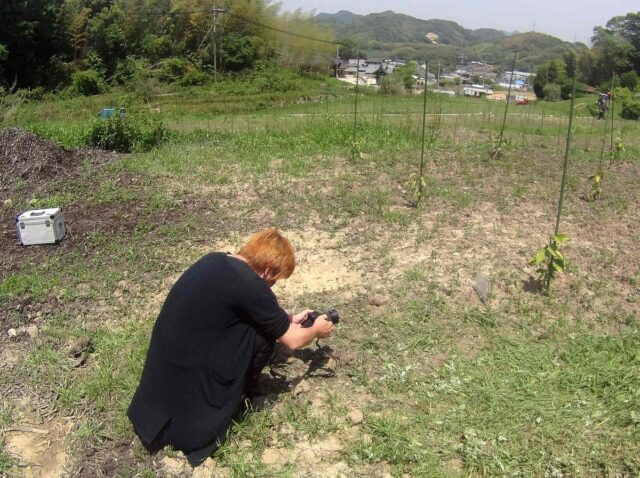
xmin=315 ymin=10 xmax=506 ymax=46
xmin=315 ymin=10 xmax=585 ymax=72
xmin=467 ymin=32 xmax=589 ymax=72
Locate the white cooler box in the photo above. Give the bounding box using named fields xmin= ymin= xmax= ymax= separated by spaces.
xmin=16 ymin=208 xmax=66 ymax=245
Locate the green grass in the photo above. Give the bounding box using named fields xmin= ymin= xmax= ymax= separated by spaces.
xmin=0 ymin=402 xmax=16 ymax=474
xmin=1 ymin=80 xmax=639 ymax=476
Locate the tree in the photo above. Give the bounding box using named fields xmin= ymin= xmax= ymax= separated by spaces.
xmin=0 ymin=44 xmax=7 ymax=87
xmin=590 ymin=24 xmax=633 ymax=85
xmin=605 ymin=12 xmax=640 ymax=72
xmin=394 ymin=61 xmax=418 ymax=92
xmin=87 ymin=6 xmax=127 ymax=74
xmin=0 ymin=0 xmax=68 ymax=87
xmin=337 ymin=37 xmax=358 ymax=60
xmin=221 ymin=33 xmax=261 ymax=71
xmin=533 ymin=59 xmax=571 ymax=99
xmin=620 ymin=70 xmax=639 ymax=90
xmin=68 ymin=7 xmax=92 ymax=61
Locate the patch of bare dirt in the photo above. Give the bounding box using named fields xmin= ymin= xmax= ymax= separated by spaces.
xmin=69 ymin=439 xmax=140 ymax=478
xmin=200 ymin=229 xmax=367 ymax=308
xmin=4 ymin=414 xmax=72 ymax=477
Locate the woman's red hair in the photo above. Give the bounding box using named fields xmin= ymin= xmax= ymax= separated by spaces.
xmin=237 ymin=228 xmax=295 ymax=280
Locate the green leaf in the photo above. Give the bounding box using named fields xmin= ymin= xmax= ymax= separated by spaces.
xmin=553 ymin=233 xmax=569 ymax=244
xmin=530 ymin=249 xmax=546 ymax=265
xmin=548 ymin=248 xmax=562 ymax=259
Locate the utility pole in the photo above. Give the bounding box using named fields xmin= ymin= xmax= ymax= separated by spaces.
xmin=211 ymin=5 xmax=227 ymax=82
xmin=457 ymin=52 xmax=466 ymax=96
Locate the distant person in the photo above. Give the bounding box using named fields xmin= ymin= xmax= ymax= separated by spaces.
xmin=127 ymin=228 xmax=334 ymax=466
xmin=597 ymin=92 xmax=609 ymax=119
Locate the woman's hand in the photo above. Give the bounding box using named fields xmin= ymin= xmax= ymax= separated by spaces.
xmin=312 ymin=314 xmax=334 ymax=338
xmin=290 ymin=309 xmax=314 ymax=324
xmin=278 ymin=312 xmax=335 ymax=350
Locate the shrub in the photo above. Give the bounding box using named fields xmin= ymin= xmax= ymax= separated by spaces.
xmin=378 ymin=75 xmax=406 ymax=95
xmin=86 ymin=116 xmax=168 ymax=153
xmin=72 ymin=70 xmax=107 ymax=96
xmin=15 ymin=87 xmax=45 ymax=102
xmin=180 ymin=71 xmax=210 ymax=87
xmin=0 ymin=87 xmax=26 ymax=125
xmin=251 ymin=68 xmax=299 ymax=93
xmin=542 ymin=83 xmax=561 ymax=101
xmin=113 ymin=57 xmax=140 ymax=85
xmin=157 ymin=58 xmax=189 ymax=83
xmin=613 ymin=86 xmax=632 ymax=106
xmin=621 ymin=101 xmax=640 ymax=120
xmin=131 ymin=68 xmax=159 ymax=103
xmin=587 ymin=102 xmax=600 ymax=118
xmin=620 ymin=70 xmax=638 ymax=91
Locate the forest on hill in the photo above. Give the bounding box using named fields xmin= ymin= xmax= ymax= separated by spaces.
xmin=0 ymin=2 xmax=638 ymax=96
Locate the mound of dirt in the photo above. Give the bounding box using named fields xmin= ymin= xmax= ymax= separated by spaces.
xmin=0 ymin=128 xmax=119 ymax=194
xmin=0 ymin=128 xmax=72 ymax=180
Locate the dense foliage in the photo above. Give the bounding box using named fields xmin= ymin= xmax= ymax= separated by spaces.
xmin=0 ymin=3 xmax=638 ymax=104
xmin=0 ymin=0 xmax=334 ymax=90
xmin=527 ymin=12 xmax=640 ymax=101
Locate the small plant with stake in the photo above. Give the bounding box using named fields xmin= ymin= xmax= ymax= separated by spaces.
xmin=351 ymin=139 xmax=363 ymax=159
xmin=611 ymin=136 xmax=625 ymax=161
xmin=530 ymin=234 xmax=570 ymax=293
xmin=588 ymin=169 xmax=604 ymax=201
xmin=412 ymin=175 xmax=428 ymax=205
xmin=413 ymin=59 xmax=431 ymax=207
xmin=587 ymin=73 xmax=617 ymax=201
xmin=490 ymin=51 xmax=517 ymax=160
xmin=530 ymin=61 xmax=577 ymax=294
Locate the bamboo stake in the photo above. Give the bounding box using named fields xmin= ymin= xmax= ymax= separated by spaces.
xmin=417 ymin=60 xmax=429 ymax=205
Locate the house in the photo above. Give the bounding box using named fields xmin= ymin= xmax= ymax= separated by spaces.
xmin=464 ymin=85 xmax=494 ymax=97
xmin=502 ymin=70 xmax=534 ymax=83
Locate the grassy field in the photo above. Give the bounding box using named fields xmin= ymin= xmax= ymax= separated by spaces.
xmin=1 ymin=80 xmax=639 ymax=477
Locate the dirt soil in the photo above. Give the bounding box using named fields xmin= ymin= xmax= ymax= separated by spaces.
xmin=0 ymin=127 xmax=124 ymax=286
xmin=0 ymin=128 xmax=119 ymax=194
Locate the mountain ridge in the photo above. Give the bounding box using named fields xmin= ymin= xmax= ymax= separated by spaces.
xmin=314 ymin=10 xmax=584 ymax=72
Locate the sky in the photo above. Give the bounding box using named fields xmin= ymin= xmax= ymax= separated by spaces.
xmin=276 ymin=0 xmax=638 ymax=44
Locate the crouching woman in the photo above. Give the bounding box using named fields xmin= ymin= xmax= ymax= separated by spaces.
xmin=127 ymin=228 xmax=334 ymax=466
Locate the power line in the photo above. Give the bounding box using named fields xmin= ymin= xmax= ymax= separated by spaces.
xmin=229 ymin=12 xmax=343 ymax=46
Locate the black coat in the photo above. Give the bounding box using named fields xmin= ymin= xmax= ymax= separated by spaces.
xmin=127 ymin=252 xmax=290 ymax=459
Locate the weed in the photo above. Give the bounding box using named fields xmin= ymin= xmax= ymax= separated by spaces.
xmin=464 ymin=307 xmax=497 ymax=328
xmin=0 ymin=444 xmax=16 ymax=475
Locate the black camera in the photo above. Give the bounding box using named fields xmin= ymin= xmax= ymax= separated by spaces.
xmin=301 ymin=308 xmax=340 ymax=328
